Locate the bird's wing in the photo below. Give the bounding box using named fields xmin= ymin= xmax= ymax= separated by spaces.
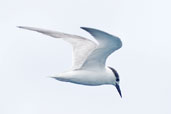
xmin=18 ymin=26 xmax=97 ymax=69
xmin=80 ymin=27 xmax=122 ymax=70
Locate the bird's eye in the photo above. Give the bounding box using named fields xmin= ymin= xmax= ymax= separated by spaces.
xmin=116 ymin=78 xmax=120 ymax=82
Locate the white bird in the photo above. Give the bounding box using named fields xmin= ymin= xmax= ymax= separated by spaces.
xmin=18 ymin=26 xmax=122 ymax=97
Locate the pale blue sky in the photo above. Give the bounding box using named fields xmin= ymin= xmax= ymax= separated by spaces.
xmin=0 ymin=0 xmax=171 ymax=114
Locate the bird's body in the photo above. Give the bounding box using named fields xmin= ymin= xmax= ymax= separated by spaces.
xmin=18 ymin=26 xmax=123 ymax=97
xmin=54 ymin=67 xmax=116 ymax=86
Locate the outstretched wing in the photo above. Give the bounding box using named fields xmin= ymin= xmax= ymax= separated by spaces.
xmin=80 ymin=27 xmax=122 ymax=70
xmin=18 ymin=26 xmax=97 ymax=69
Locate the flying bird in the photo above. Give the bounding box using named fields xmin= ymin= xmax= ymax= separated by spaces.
xmin=18 ymin=26 xmax=122 ymax=97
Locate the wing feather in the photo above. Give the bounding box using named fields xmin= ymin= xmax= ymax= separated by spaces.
xmin=18 ymin=26 xmax=122 ymax=70
xmin=80 ymin=27 xmax=122 ymax=70
xmin=18 ymin=26 xmax=97 ymax=69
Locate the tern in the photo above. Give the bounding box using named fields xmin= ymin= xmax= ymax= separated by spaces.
xmin=18 ymin=26 xmax=122 ymax=97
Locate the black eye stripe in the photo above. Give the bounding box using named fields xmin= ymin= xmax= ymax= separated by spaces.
xmin=108 ymin=66 xmax=120 ymax=82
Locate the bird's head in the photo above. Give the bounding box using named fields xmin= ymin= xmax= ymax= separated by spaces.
xmin=108 ymin=66 xmax=122 ymax=98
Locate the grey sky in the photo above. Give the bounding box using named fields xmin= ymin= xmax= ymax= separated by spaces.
xmin=0 ymin=0 xmax=171 ymax=114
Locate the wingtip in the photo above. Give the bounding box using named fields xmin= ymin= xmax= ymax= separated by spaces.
xmin=81 ymin=26 xmax=100 ymax=29
xmin=47 ymin=76 xmax=57 ymax=80
xmin=17 ymin=26 xmax=27 ymax=29
xmin=80 ymin=27 xmax=86 ymax=29
xmin=80 ymin=27 xmax=93 ymax=32
xmin=16 ymin=26 xmax=38 ymax=31
xmin=49 ymin=76 xmax=56 ymax=79
xmin=80 ymin=27 xmax=102 ymax=32
xmin=17 ymin=26 xmax=22 ymax=28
